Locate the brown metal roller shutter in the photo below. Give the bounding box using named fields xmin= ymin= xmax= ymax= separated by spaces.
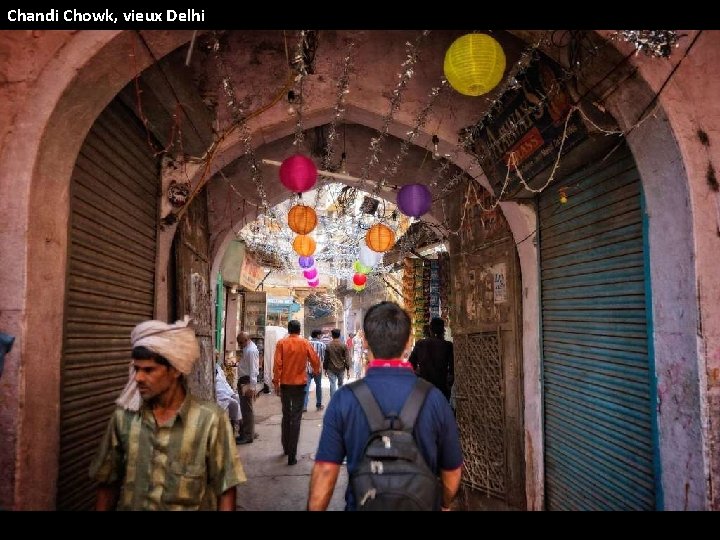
xmin=57 ymin=99 xmax=159 ymax=510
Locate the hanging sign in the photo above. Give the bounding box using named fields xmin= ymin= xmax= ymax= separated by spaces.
xmin=238 ymin=252 xmax=265 ymax=291
xmin=464 ymin=56 xmax=587 ymax=197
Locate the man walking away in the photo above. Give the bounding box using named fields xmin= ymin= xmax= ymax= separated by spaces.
xmin=236 ymin=331 xmax=260 ymax=444
xmin=273 ymin=320 xmax=321 ymax=465
xmin=305 ymin=329 xmax=326 ymax=412
xmin=307 ymin=301 xmax=462 ymax=511
xmin=89 ymin=317 xmax=245 ymax=510
xmin=324 ymin=328 xmax=350 ymax=399
xmin=409 ymin=317 xmax=454 ymax=401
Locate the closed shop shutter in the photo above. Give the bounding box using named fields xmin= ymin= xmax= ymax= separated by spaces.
xmin=57 ymin=100 xmax=159 ymax=510
xmin=539 ymin=146 xmax=657 ymax=510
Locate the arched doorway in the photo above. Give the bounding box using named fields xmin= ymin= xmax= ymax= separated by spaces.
xmin=0 ymin=29 xmax=715 ymax=511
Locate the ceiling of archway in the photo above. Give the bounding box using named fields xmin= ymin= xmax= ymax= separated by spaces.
xmin=118 ymin=29 xmax=629 ymax=272
xmin=125 ymin=29 xmax=529 ymax=200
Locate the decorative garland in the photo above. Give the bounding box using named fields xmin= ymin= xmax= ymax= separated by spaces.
xmin=610 ymin=30 xmax=681 ymax=58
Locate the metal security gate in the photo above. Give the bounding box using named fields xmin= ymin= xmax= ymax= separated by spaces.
xmin=454 ymin=333 xmax=506 ymax=496
xmin=540 ymin=146 xmax=657 ymax=510
xmin=57 ymin=100 xmax=159 ymax=510
xmin=450 ymin=231 xmax=525 ymax=509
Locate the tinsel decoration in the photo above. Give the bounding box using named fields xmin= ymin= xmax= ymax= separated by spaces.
xmin=359 ymin=31 xmax=430 ymax=188
xmin=291 ymin=30 xmax=313 ymax=148
xmin=374 ymin=79 xmax=448 ymax=194
xmin=213 ymin=31 xmax=279 ymax=229
xmin=313 ymin=38 xmax=356 ymax=209
xmin=610 ymin=30 xmax=680 ymax=58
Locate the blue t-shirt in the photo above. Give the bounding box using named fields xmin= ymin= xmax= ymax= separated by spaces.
xmin=314 ymin=366 xmax=464 ymax=510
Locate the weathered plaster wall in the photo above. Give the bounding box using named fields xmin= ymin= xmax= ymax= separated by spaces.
xmin=602 ymin=30 xmax=720 ymax=509
xmin=0 ymin=30 xmax=75 ymax=508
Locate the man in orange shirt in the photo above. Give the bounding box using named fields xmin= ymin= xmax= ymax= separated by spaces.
xmin=273 ymin=320 xmax=321 ymax=465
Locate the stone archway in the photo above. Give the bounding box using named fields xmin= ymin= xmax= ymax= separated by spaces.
xmin=572 ymin=31 xmax=715 ymax=510
xmin=0 ymin=30 xmax=195 ymax=510
xmin=1 ymin=29 xmax=716 ymax=510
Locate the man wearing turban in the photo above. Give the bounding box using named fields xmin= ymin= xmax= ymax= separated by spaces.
xmin=89 ymin=317 xmax=246 ymax=510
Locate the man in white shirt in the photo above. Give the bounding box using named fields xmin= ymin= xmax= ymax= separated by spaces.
xmin=237 ymin=331 xmax=260 ymax=444
xmin=351 ymin=331 xmax=365 ymax=380
xmin=305 ymin=329 xmax=326 ymax=412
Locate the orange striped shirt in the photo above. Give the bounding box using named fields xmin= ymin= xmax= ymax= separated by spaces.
xmin=273 ymin=334 xmax=321 ymax=386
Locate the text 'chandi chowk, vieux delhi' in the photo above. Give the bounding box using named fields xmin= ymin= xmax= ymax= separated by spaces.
xmin=6 ymin=9 xmax=205 ymax=23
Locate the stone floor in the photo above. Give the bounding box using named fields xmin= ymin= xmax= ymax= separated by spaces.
xmin=235 ymin=377 xmax=348 ymax=511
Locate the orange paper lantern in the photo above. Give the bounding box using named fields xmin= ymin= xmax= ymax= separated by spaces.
xmin=288 ymin=204 xmax=317 ymax=235
xmin=292 ymin=235 xmax=316 ymax=256
xmin=365 ymin=223 xmax=395 ymax=253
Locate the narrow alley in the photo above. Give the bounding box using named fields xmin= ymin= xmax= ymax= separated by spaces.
xmin=235 ymin=381 xmax=348 ymax=511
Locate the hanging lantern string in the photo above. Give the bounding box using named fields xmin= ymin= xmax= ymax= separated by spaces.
xmin=337 ymin=31 xmax=430 ymax=257
xmin=314 ymin=31 xmax=429 ymax=267
xmin=370 ymin=33 xmax=553 ymax=264
xmin=366 ymin=78 xmax=450 ymax=262
xmin=313 ymin=38 xmax=357 ymax=210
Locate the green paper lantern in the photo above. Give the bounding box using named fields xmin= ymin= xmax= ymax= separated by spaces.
xmin=353 ymin=260 xmax=372 ymax=274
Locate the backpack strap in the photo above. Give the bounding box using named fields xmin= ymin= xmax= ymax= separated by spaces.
xmin=349 ymin=380 xmax=388 ymax=432
xmin=398 ymin=378 xmax=433 ymax=433
xmin=349 ymin=378 xmax=433 ymax=433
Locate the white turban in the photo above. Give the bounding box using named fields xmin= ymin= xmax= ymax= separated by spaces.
xmin=116 ymin=316 xmax=200 ymax=410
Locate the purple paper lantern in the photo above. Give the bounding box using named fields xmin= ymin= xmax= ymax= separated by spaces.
xmin=279 ymin=155 xmax=317 ymax=193
xmin=303 ymin=268 xmax=318 ymax=280
xmin=396 ymin=183 xmax=432 ymax=218
xmin=298 ymin=256 xmax=314 ymax=269
xmin=308 ymin=278 xmax=320 ymax=288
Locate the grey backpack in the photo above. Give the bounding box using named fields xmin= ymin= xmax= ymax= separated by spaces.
xmin=348 ymin=378 xmax=442 ymax=511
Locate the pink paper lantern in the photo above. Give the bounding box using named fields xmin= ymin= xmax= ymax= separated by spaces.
xmin=279 ymin=155 xmax=317 ymax=193
xmin=303 ymin=268 xmax=318 ymax=280
xmin=308 ymin=278 xmax=320 ymax=287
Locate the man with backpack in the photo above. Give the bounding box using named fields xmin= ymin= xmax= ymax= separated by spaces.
xmin=307 ymin=301 xmax=463 ymax=511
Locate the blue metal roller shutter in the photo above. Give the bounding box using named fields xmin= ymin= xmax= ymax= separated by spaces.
xmin=539 ymin=147 xmax=657 ymax=510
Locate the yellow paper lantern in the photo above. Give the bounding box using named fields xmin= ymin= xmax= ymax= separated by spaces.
xmin=292 ymin=235 xmax=316 ymax=256
xmin=444 ymin=33 xmax=506 ymax=97
xmin=287 ymin=204 xmax=317 ymax=235
xmin=365 ymin=223 xmax=395 ymax=253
